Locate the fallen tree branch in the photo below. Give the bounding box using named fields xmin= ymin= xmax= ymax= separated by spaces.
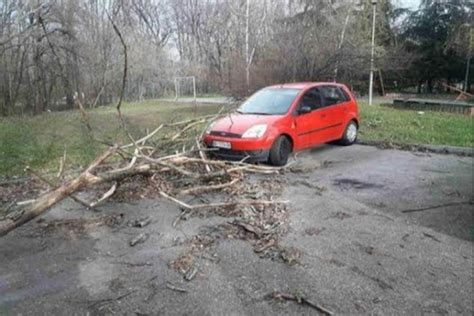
xmin=25 ymin=166 xmax=95 ymax=211
xmin=0 ymin=104 xmax=289 ymax=238
xmin=0 ymin=147 xmax=119 ymax=236
xmin=168 ymin=156 xmax=282 ymax=174
xmin=89 ymin=183 xmax=117 ymax=208
xmin=170 ymin=119 xmax=206 ymax=141
xmin=196 ymin=139 xmax=212 ymax=173
xmin=178 ymin=178 xmax=239 ymax=195
xmin=16 ymin=199 xmax=36 ymax=206
xmin=160 ymin=191 xmax=289 ymax=210
xmin=121 ymin=124 xmax=164 ymax=149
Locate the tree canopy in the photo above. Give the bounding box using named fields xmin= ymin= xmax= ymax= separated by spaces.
xmin=0 ymin=0 xmax=472 ymax=116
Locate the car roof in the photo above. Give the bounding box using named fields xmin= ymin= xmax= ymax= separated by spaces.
xmin=266 ymin=82 xmax=346 ymax=90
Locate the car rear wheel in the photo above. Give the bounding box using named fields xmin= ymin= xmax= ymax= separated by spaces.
xmin=339 ymin=120 xmax=358 ymax=146
xmin=269 ymin=136 xmax=291 ymax=166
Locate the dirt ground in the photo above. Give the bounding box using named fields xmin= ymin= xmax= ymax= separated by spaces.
xmin=0 ymin=144 xmax=472 ymax=315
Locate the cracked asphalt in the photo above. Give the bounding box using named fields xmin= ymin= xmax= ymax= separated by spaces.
xmin=0 ymin=144 xmax=472 ymax=315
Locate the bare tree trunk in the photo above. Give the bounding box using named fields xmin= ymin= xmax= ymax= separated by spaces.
xmin=33 ymin=49 xmax=45 ymax=114
xmin=333 ymin=10 xmax=351 ymax=82
xmin=245 ymin=0 xmax=250 ymax=92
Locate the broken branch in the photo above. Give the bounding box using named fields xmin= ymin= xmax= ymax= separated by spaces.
xmin=178 ymin=178 xmax=239 ymax=195
xmin=160 ymin=191 xmax=289 ymax=210
xmin=25 ymin=166 xmax=95 ymax=211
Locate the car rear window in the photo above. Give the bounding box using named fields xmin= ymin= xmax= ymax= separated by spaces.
xmin=320 ymin=86 xmax=349 ymax=105
xmin=338 ymin=87 xmax=351 ymax=101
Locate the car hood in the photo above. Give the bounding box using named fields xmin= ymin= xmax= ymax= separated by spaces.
xmin=210 ymin=113 xmax=282 ymax=135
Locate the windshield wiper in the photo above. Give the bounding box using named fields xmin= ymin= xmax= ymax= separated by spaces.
xmin=241 ymin=112 xmax=272 ymax=115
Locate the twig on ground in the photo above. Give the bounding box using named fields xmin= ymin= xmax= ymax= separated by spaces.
xmin=88 ymin=289 xmax=137 ymax=309
xmin=165 ymin=281 xmax=188 ymax=293
xmin=270 ymin=291 xmax=333 ymax=315
xmin=401 ymin=200 xmax=473 ymax=213
xmin=422 ymin=232 xmax=441 ymax=242
xmin=133 ymin=216 xmax=152 ymax=228
xmin=172 ymin=209 xmax=192 ymax=227
xmin=112 ymin=261 xmax=153 ymax=267
xmin=90 ymin=182 xmax=117 ymax=208
xmin=130 ymin=233 xmax=149 ymax=246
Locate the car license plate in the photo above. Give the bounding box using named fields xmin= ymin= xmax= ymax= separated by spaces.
xmin=212 ymin=140 xmax=231 ymax=149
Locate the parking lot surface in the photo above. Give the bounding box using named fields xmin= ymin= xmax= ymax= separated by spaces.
xmin=1 ymin=145 xmax=472 ymax=315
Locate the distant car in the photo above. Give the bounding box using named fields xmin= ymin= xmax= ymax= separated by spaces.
xmin=203 ymin=82 xmax=359 ymax=166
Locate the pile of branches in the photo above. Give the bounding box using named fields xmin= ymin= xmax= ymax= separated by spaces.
xmin=0 ymin=19 xmax=289 ymax=238
xmin=0 ymin=115 xmax=288 ymax=237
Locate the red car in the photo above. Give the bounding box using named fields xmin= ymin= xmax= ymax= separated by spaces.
xmin=203 ymin=82 xmax=359 ymax=166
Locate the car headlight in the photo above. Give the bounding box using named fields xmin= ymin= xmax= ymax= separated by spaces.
xmin=242 ymin=124 xmax=267 ymax=138
xmin=205 ymin=121 xmax=216 ymax=135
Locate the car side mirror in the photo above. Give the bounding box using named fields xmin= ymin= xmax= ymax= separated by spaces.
xmin=298 ymin=105 xmax=312 ymax=115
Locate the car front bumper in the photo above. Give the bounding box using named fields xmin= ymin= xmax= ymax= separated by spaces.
xmin=208 ymin=148 xmax=270 ymax=162
xmin=203 ymin=134 xmax=273 ymax=162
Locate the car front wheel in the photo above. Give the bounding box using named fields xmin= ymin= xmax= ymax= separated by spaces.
xmin=339 ymin=120 xmax=358 ymax=146
xmin=269 ymin=136 xmax=291 ymax=166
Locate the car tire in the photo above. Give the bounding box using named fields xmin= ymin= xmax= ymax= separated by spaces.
xmin=269 ymin=136 xmax=291 ymax=166
xmin=339 ymin=120 xmax=358 ymax=146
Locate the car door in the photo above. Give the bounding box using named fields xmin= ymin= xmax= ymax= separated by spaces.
xmin=317 ymin=85 xmax=347 ymax=142
xmin=294 ymin=88 xmax=325 ymax=149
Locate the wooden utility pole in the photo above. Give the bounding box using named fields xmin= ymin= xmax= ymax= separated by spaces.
xmin=368 ymin=0 xmax=377 ymax=105
xmin=463 ymin=27 xmax=472 ymax=92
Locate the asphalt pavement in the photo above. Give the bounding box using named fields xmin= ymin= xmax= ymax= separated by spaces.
xmin=0 ymin=144 xmax=472 ymax=315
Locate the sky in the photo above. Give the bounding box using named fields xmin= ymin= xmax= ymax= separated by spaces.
xmin=398 ymin=0 xmax=422 ymax=10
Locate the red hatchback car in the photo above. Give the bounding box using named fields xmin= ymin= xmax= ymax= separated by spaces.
xmin=203 ymin=82 xmax=359 ymax=166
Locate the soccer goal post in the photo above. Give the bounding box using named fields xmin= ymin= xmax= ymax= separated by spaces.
xmin=174 ymin=76 xmax=196 ymax=102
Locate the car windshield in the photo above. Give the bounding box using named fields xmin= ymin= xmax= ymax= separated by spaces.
xmin=237 ymin=88 xmax=300 ymax=115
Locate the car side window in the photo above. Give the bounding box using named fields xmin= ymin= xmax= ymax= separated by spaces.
xmin=338 ymin=87 xmax=351 ymax=102
xmin=299 ymin=88 xmax=323 ymax=112
xmin=320 ymin=86 xmax=346 ymax=106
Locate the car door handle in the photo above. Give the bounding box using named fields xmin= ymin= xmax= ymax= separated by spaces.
xmin=321 ymin=114 xmax=327 ymax=118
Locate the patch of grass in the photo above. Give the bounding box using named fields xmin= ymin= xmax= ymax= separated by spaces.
xmin=359 ymin=103 xmax=473 ymax=148
xmin=0 ymin=100 xmax=221 ymax=176
xmin=0 ymin=100 xmax=472 ymax=176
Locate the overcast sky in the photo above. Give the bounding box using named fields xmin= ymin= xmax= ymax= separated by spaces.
xmin=398 ymin=0 xmax=422 ymax=9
